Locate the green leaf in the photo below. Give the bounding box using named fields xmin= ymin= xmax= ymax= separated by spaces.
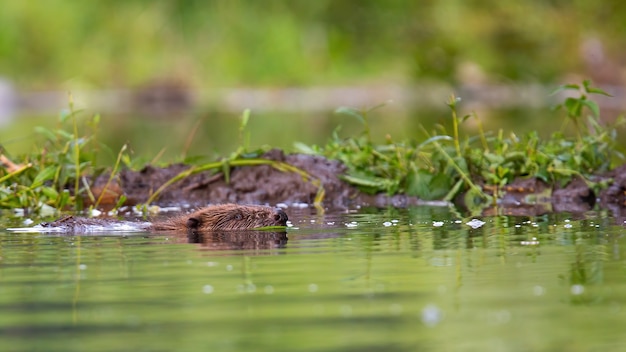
xmin=341 ymin=173 xmax=385 ymax=188
xmin=34 ymin=126 xmax=57 ymax=142
xmin=429 ymin=173 xmax=455 ymax=200
xmin=114 ymin=195 xmax=127 ymax=210
xmin=341 ymin=172 xmax=397 ymax=194
xmin=335 ymin=106 xmax=365 ymax=124
xmin=581 ymin=80 xmax=611 ymax=96
xmin=443 ymin=179 xmax=464 ymax=202
xmin=59 ymin=108 xmax=72 ymax=123
xmin=56 ymin=190 xmax=70 ymax=209
xmin=365 ymin=101 xmax=390 ymax=114
xmin=293 ymin=142 xmax=318 ymax=155
xmin=417 ymin=135 xmax=453 ymax=149
xmin=581 ymin=100 xmax=600 ymax=117
xmin=564 ymin=97 xmax=582 ymax=118
xmin=32 ymin=166 xmax=58 ymax=187
xmin=551 ymin=83 xmax=580 ymax=95
xmin=239 ymin=109 xmax=250 ymax=131
xmin=586 ymin=87 xmax=612 ymax=97
xmin=41 ymin=186 xmax=59 ymax=199
xmin=406 ymin=169 xmax=453 ymax=200
xmin=405 ymin=168 xmax=428 ymax=197
xmin=57 ymin=130 xmax=75 ymax=140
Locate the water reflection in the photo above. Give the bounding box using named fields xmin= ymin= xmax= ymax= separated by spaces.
xmin=1 ymin=207 xmax=626 ymax=351
xmin=186 ymin=230 xmax=288 ymax=252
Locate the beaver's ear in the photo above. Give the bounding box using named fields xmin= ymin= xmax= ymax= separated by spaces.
xmin=186 ymin=217 xmax=200 ymax=230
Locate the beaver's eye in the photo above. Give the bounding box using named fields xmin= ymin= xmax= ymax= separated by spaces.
xmin=186 ymin=217 xmax=200 ymax=229
xmin=234 ymin=213 xmax=243 ymax=221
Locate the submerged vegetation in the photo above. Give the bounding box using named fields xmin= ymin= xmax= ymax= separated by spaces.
xmin=0 ymin=81 xmax=623 ymax=214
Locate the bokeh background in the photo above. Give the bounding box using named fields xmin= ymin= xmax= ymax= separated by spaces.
xmin=1 ymin=0 xmax=625 ymax=164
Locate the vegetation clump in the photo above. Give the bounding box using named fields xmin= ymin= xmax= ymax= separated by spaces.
xmin=0 ymin=81 xmax=623 ymax=214
xmin=298 ymin=80 xmax=623 ymax=204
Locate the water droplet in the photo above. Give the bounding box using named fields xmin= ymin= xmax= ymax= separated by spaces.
xmin=202 ymin=285 xmax=214 ymax=294
xmin=571 ymin=284 xmax=585 ymax=295
xmin=533 ymin=285 xmax=545 ymax=296
xmin=466 ymin=219 xmax=486 ymax=229
xmin=264 ymin=285 xmax=274 ymax=294
xmin=79 ymin=264 xmax=87 ymax=270
xmin=226 ymin=264 xmax=233 ymax=271
xmin=422 ymin=304 xmax=442 ymax=327
xmin=308 ymin=284 xmax=319 ymax=293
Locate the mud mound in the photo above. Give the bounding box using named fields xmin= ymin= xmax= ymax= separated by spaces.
xmin=92 ymin=149 xmax=626 ymax=216
xmin=101 ymin=149 xmax=397 ymax=208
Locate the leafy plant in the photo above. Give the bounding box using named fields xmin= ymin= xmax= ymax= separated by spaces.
xmin=298 ymin=80 xmax=623 ymax=204
xmin=0 ymin=97 xmax=129 ymax=213
xmin=1 ymin=80 xmax=622 ymax=215
xmin=300 ymin=103 xmax=415 ymax=196
xmin=143 ymin=109 xmax=325 ymax=208
xmin=553 ymin=79 xmax=612 ymax=140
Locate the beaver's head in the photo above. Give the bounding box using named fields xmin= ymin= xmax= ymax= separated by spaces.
xmin=186 ymin=204 xmax=288 ymax=232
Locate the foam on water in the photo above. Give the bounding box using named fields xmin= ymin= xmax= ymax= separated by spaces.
xmin=7 ymin=221 xmax=151 ymax=233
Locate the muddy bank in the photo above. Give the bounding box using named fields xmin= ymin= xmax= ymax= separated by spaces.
xmin=92 ymin=149 xmax=626 ymax=216
xmin=94 ymin=149 xmax=428 ymax=209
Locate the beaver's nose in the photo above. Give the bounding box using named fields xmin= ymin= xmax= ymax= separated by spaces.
xmin=273 ymin=208 xmax=288 ymax=225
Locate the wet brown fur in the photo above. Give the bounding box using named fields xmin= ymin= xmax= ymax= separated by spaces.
xmin=149 ymin=204 xmax=288 ymax=232
xmin=38 ymin=204 xmax=288 ymax=233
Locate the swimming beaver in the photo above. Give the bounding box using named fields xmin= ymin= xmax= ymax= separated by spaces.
xmin=34 ymin=204 xmax=288 ymax=233
xmin=150 ymin=204 xmax=288 ymax=232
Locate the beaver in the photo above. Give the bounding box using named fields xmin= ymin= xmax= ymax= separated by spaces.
xmin=30 ymin=204 xmax=288 ymax=234
xmin=150 ymin=204 xmax=288 ymax=232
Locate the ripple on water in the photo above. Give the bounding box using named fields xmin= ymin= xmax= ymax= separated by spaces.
xmin=1 ymin=207 xmax=625 ymax=351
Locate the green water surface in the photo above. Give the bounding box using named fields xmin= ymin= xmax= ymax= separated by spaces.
xmin=1 ymin=206 xmax=625 ymax=351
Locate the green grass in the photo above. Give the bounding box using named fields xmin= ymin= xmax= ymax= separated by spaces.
xmin=0 ymin=81 xmax=623 ymax=214
xmin=297 ymin=80 xmax=624 ymax=204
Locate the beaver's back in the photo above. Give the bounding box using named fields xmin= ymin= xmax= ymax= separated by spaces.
xmin=150 ymin=204 xmax=288 ymax=232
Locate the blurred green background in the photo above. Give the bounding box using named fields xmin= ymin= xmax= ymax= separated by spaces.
xmin=1 ymin=0 xmax=625 ymax=165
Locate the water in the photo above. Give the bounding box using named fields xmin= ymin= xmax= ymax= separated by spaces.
xmin=1 ymin=206 xmax=625 ymax=351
